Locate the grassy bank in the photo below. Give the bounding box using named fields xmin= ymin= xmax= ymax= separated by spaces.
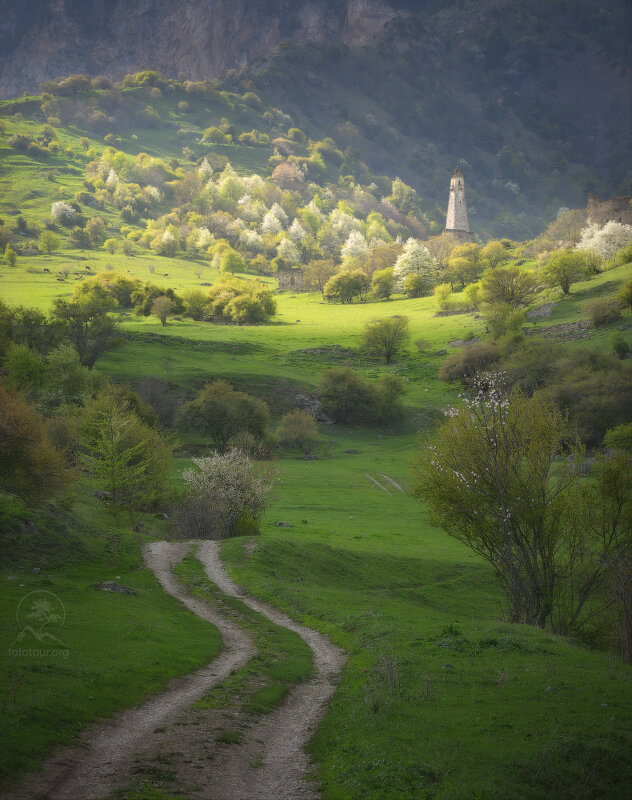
xmin=0 ymin=495 xmax=222 ymax=783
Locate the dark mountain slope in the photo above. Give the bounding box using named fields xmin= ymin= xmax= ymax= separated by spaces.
xmin=0 ymin=0 xmax=409 ymax=99
xmin=230 ymin=0 xmax=631 ymax=236
xmin=0 ymin=0 xmax=629 ymax=235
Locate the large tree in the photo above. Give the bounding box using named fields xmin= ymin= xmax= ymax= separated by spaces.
xmin=51 ymin=287 xmax=119 ymax=368
xmin=413 ymin=375 xmax=632 ymax=638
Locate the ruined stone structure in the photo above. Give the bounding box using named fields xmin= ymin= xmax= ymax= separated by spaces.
xmin=444 ymin=167 xmax=474 ymax=242
xmin=277 ymin=266 xmax=304 ymax=292
xmin=586 ymin=193 xmax=632 ymax=226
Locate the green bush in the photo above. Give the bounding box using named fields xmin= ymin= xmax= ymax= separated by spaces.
xmin=318 ymin=367 xmax=406 ymax=426
xmin=611 ymin=333 xmax=630 ymax=359
xmin=439 ymin=341 xmax=501 ymax=386
xmin=206 ymin=278 xmax=276 ymax=324
xmin=587 ymin=298 xmax=622 ymax=327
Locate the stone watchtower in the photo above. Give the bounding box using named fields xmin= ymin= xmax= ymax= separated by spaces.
xmin=444 ymin=167 xmax=474 ymax=242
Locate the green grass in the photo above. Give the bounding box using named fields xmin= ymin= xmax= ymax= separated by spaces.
xmin=219 ymin=447 xmax=632 ymax=799
xmin=215 ymin=728 xmax=244 ymax=744
xmin=526 ymin=261 xmax=632 ymax=349
xmin=0 ymin=494 xmax=222 ymax=784
xmin=173 ymin=551 xmax=312 ymax=715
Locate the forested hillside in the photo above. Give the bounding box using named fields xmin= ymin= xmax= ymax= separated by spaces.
xmin=1 ymin=0 xmax=630 ymax=234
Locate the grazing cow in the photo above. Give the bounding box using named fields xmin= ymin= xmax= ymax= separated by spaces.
xmin=126 ymin=269 xmax=131 ymax=274
xmin=56 ymin=277 xmax=64 ymax=281
xmin=163 ymin=273 xmax=169 ymax=277
xmin=43 ymin=268 xmax=50 ymax=273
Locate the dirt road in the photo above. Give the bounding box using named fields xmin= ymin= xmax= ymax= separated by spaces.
xmin=5 ymin=540 xmax=345 ymax=799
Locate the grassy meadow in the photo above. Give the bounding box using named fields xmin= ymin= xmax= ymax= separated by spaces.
xmin=1 ymin=244 xmax=631 ymax=797
xmin=1 ymin=92 xmax=632 ymax=799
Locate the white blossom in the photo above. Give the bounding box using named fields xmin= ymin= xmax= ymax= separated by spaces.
xmin=51 ymin=201 xmax=76 ymax=224
xmin=576 ymin=220 xmax=632 ymax=260
xmin=341 ymin=230 xmax=368 ymax=258
xmin=276 ymin=236 xmax=300 ymax=264
xmin=198 ymin=158 xmax=213 ymax=180
xmin=105 ymin=169 xmax=119 ymax=189
xmin=287 ymin=218 xmax=307 ymax=242
xmin=261 ymin=211 xmax=282 ymax=235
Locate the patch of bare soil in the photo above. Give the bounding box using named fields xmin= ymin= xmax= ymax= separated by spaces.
xmin=379 ymin=474 xmax=405 ymax=493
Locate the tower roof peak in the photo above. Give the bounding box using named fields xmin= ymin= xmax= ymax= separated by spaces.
xmin=452 ymin=166 xmax=464 ymax=177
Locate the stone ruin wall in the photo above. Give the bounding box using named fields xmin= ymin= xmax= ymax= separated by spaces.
xmin=277 ymin=267 xmax=304 ymax=293
xmin=586 ymin=194 xmax=632 ymax=226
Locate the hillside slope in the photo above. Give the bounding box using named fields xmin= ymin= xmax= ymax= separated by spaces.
xmin=0 ymin=0 xmax=630 ymax=234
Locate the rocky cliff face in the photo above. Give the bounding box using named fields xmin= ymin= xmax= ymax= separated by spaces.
xmin=0 ymin=0 xmax=405 ymax=98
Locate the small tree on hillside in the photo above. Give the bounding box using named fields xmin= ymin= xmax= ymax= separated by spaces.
xmin=481 ymin=240 xmax=511 ymax=270
xmin=220 ymin=248 xmax=247 ymax=274
xmin=176 ymin=449 xmax=277 ymax=538
xmin=183 ymin=289 xmax=210 ymax=321
xmin=362 ymin=317 xmax=409 ymax=364
xmin=616 ymin=279 xmax=632 ymax=311
xmin=152 ymin=295 xmax=175 ymax=326
xmin=446 ymin=243 xmax=482 ymax=288
xmin=412 ymin=375 xmax=632 ymax=640
xmin=480 ymin=266 xmax=538 ymax=308
xmin=38 ymin=230 xmax=60 ymax=255
xmin=541 ymin=250 xmax=587 ymax=294
xmin=318 ymin=367 xmax=376 ymax=424
xmin=4 ymin=244 xmax=17 ymax=268
xmin=77 ymin=392 xmax=172 ymax=515
xmin=303 ymin=259 xmax=338 ymax=294
xmin=323 ymin=269 xmax=369 ymax=304
xmin=79 ymin=406 xmax=149 ymax=516
xmin=371 ymin=267 xmax=396 ymax=300
xmin=277 ymin=409 xmax=319 ymax=455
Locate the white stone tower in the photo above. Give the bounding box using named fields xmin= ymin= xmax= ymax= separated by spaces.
xmin=444 ymin=167 xmax=472 ymax=240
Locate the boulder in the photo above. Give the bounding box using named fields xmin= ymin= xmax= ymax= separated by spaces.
xmin=97 ymin=581 xmax=135 ymax=595
xmin=295 ymin=393 xmax=334 ymax=423
xmin=526 ymin=302 xmax=556 ymax=320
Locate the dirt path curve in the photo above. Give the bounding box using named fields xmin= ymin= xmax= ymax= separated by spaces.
xmin=5 ymin=542 xmax=254 ymax=800
xmin=194 ymin=540 xmax=347 ymax=800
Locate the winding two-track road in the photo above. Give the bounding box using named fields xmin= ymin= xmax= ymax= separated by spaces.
xmin=7 ymin=540 xmax=346 ymax=800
